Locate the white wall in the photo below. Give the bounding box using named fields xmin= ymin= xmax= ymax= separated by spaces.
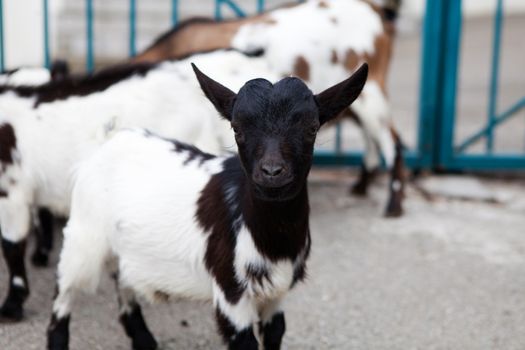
xmin=4 ymin=0 xmax=44 ymax=68
xmin=3 ymin=0 xmax=62 ymax=69
xmin=2 ymin=0 xmax=525 ymax=68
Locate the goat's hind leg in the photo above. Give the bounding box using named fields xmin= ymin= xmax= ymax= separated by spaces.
xmin=47 ymin=219 xmax=110 ymax=349
xmin=351 ymin=107 xmax=405 ymax=216
xmin=114 ymin=276 xmax=157 ymax=350
xmin=383 ymin=127 xmax=405 ymax=217
xmin=0 ymin=201 xmax=31 ymax=322
xmin=348 ymin=82 xmax=405 ymax=216
xmin=351 ymin=129 xmax=380 ymax=196
xmin=0 ymin=239 xmax=29 ymax=321
xmin=31 ymin=207 xmax=55 ymax=267
xmin=47 ymin=284 xmax=73 ymax=350
xmin=343 ymin=109 xmax=380 ymax=196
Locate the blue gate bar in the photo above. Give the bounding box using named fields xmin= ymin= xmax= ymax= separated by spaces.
xmin=314 ymin=150 xmax=421 ymax=168
xmin=215 ymin=0 xmax=246 ymax=20
xmin=257 ymin=0 xmax=265 ymax=13
xmin=43 ymin=0 xmax=51 ymax=68
xmin=417 ymin=0 xmax=447 ymax=168
xmin=0 ymin=0 xmax=4 ymax=71
xmin=171 ymin=0 xmax=178 ymax=26
xmin=334 ymin=125 xmax=342 ymax=154
xmin=129 ymin=0 xmax=136 ymax=57
xmin=437 ymin=0 xmax=461 ymax=167
xmin=86 ymin=0 xmax=94 ymax=71
xmin=456 ymin=96 xmax=525 ymax=153
xmin=444 ymin=154 xmax=525 ymax=170
xmin=486 ymin=0 xmax=504 ymax=153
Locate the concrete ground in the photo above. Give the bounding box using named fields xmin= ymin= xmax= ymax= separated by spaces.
xmin=2 ymin=9 xmax=525 ymax=350
xmin=1 ymin=171 xmax=525 ymax=350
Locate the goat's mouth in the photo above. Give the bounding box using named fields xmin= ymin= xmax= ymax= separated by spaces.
xmin=252 ymin=180 xmax=297 ymax=201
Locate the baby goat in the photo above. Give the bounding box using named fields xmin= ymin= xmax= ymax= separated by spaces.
xmin=47 ymin=63 xmax=368 ymax=350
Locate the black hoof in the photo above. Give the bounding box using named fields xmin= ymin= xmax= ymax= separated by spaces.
xmin=47 ymin=314 xmax=70 ymax=350
xmin=31 ymin=249 xmax=50 ymax=267
xmin=350 ymin=182 xmax=368 ymax=196
xmin=132 ymin=331 xmax=158 ymax=350
xmin=120 ymin=300 xmax=157 ymax=350
xmin=0 ymin=301 xmax=24 ymax=322
xmin=47 ymin=333 xmax=69 ymax=350
xmin=384 ymin=202 xmax=403 ymax=218
xmin=47 ymin=330 xmax=69 ymax=350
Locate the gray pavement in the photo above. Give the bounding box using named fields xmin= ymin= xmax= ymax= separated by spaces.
xmin=1 ymin=171 xmax=525 ymax=350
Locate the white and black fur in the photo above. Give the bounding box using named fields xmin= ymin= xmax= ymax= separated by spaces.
xmin=0 ymin=60 xmax=70 ymax=268
xmin=47 ymin=63 xmax=368 ymax=349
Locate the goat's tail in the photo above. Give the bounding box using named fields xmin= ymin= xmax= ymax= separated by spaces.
xmin=381 ymin=0 xmax=402 ymax=22
xmin=57 ymin=220 xmax=111 ymax=294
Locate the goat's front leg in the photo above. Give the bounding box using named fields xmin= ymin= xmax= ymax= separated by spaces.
xmin=214 ymin=289 xmax=259 ymax=350
xmin=0 ymin=199 xmax=31 ymax=322
xmin=259 ymin=299 xmax=286 ymax=350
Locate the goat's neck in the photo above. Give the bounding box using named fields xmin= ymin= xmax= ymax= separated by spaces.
xmin=240 ymin=182 xmax=310 ymax=261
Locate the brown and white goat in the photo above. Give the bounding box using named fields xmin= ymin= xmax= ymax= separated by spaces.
xmin=132 ymin=0 xmax=405 ymax=216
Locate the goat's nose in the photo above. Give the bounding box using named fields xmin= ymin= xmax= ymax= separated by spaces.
xmin=261 ymin=163 xmax=284 ymax=177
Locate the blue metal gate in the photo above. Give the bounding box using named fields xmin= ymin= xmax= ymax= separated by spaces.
xmin=419 ymin=0 xmax=525 ymax=170
xmin=0 ymin=0 xmax=277 ymax=72
xmin=0 ymin=0 xmax=523 ymax=170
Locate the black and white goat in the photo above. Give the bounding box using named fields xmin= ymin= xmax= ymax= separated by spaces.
xmin=47 ymin=63 xmax=368 ymax=350
xmin=0 ymin=50 xmax=278 ymax=322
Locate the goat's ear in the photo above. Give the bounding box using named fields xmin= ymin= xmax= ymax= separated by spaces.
xmin=192 ymin=63 xmax=236 ymax=121
xmin=315 ymin=63 xmax=368 ymax=125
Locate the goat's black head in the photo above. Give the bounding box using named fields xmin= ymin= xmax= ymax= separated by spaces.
xmin=192 ymin=63 xmax=368 ymax=201
xmin=50 ymin=60 xmax=70 ymax=81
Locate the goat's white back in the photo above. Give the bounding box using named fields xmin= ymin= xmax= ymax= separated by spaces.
xmin=60 ymin=130 xmax=223 ymax=300
xmin=232 ymin=0 xmax=383 ymax=90
xmin=0 ymin=67 xmax=51 ymax=86
xmin=0 ymin=50 xmax=278 ymax=217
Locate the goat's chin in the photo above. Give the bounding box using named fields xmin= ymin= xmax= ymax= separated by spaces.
xmin=252 ymin=181 xmax=300 ymax=202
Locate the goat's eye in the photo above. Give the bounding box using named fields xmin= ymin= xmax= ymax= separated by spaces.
xmin=307 ymin=126 xmax=318 ymax=137
xmin=232 ymin=126 xmax=245 ymax=142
